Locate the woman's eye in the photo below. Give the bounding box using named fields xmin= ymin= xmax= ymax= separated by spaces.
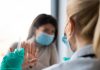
xmin=43 ymin=29 xmax=48 ymax=33
xmin=52 ymin=31 xmax=55 ymax=34
xmin=42 ymin=28 xmax=55 ymax=35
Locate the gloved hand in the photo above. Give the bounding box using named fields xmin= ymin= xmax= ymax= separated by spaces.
xmin=0 ymin=48 xmax=24 ymax=70
xmin=63 ymin=57 xmax=70 ymax=61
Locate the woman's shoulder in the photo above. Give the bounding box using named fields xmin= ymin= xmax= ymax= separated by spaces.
xmin=49 ymin=43 xmax=56 ymax=47
xmin=48 ymin=43 xmax=58 ymax=53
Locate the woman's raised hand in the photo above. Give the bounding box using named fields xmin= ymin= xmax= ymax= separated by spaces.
xmin=21 ymin=41 xmax=38 ymax=68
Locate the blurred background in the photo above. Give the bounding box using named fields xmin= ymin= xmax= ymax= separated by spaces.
xmin=0 ymin=0 xmax=73 ymax=63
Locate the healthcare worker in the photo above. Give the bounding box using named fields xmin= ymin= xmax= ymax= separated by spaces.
xmin=43 ymin=0 xmax=100 ymax=70
xmin=9 ymin=14 xmax=58 ymax=70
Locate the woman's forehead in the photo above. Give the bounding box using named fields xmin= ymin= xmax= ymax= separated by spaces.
xmin=38 ymin=23 xmax=55 ymax=30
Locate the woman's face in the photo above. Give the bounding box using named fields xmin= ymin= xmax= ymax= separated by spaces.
xmin=34 ymin=23 xmax=55 ymax=45
xmin=35 ymin=23 xmax=55 ymax=36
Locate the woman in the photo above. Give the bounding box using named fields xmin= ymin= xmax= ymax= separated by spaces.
xmin=9 ymin=14 xmax=58 ymax=70
xmin=43 ymin=0 xmax=100 ymax=70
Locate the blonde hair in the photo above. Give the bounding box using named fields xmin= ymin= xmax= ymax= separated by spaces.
xmin=67 ymin=0 xmax=100 ymax=58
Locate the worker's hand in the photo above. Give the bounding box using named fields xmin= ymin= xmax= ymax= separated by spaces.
xmin=0 ymin=48 xmax=24 ymax=70
xmin=21 ymin=41 xmax=38 ymax=68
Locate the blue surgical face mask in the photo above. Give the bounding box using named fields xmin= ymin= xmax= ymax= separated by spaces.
xmin=36 ymin=32 xmax=54 ymax=46
xmin=62 ymin=35 xmax=72 ymax=61
xmin=62 ymin=35 xmax=71 ymax=48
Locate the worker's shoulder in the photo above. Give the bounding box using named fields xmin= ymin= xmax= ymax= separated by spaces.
xmin=43 ymin=58 xmax=100 ymax=70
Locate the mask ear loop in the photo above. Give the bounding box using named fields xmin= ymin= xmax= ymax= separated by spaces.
xmin=63 ymin=33 xmax=75 ymax=53
xmin=63 ymin=18 xmax=70 ymax=45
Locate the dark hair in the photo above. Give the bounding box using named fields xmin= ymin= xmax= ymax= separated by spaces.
xmin=27 ymin=14 xmax=58 ymax=43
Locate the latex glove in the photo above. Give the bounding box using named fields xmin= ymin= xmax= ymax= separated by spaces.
xmin=63 ymin=57 xmax=70 ymax=61
xmin=0 ymin=48 xmax=24 ymax=70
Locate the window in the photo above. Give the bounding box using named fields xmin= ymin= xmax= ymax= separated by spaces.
xmin=0 ymin=0 xmax=51 ymax=62
xmin=58 ymin=0 xmax=73 ymax=62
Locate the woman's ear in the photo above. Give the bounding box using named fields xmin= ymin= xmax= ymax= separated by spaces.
xmin=66 ymin=18 xmax=75 ymax=40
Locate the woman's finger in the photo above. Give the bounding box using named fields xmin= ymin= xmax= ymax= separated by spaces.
xmin=29 ymin=58 xmax=37 ymax=63
xmin=21 ymin=41 xmax=26 ymax=48
xmin=35 ymin=48 xmax=39 ymax=58
xmin=29 ymin=42 xmax=32 ymax=54
xmin=22 ymin=61 xmax=29 ymax=68
xmin=31 ymin=42 xmax=36 ymax=56
xmin=31 ymin=43 xmax=34 ymax=55
xmin=30 ymin=42 xmax=39 ymax=58
xmin=22 ymin=41 xmax=30 ymax=59
xmin=29 ymin=58 xmax=38 ymax=66
xmin=25 ymin=42 xmax=30 ymax=54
